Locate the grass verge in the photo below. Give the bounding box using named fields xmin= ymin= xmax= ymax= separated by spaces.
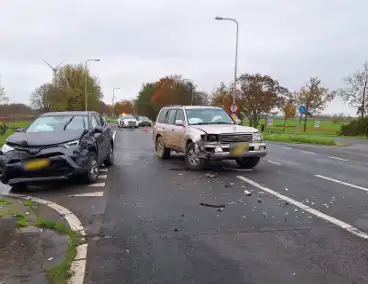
xmin=0 ymin=198 xmax=80 ymax=284
xmin=262 ymin=133 xmax=337 ymax=145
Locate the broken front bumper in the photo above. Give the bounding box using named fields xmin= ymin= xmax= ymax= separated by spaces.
xmin=199 ymin=142 xmax=268 ymax=160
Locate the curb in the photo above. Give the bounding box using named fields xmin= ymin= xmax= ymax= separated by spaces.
xmin=1 ymin=192 xmax=87 ymax=284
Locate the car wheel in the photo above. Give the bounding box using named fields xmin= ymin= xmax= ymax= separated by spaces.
xmin=104 ymin=144 xmax=114 ymax=167
xmin=156 ymin=136 xmax=170 ymax=159
xmin=84 ymin=152 xmax=99 ymax=183
xmin=184 ymin=142 xmax=209 ymax=170
xmin=236 ymin=157 xmax=260 ymax=169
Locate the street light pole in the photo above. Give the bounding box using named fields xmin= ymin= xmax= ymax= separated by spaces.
xmin=112 ymin=87 xmax=120 ymax=117
xmin=84 ymin=59 xmax=100 ymax=111
xmin=215 ymin=16 xmax=239 ymax=105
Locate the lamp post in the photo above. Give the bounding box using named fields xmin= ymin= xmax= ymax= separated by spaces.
xmin=112 ymin=87 xmax=120 ymax=117
xmin=215 ymin=16 xmax=239 ymax=105
xmin=84 ymin=59 xmax=100 ymax=111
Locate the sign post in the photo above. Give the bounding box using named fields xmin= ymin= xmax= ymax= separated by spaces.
xmin=297 ymin=105 xmax=307 ymax=135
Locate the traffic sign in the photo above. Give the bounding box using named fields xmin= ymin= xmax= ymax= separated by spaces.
xmin=299 ymin=105 xmax=307 ymax=114
xmin=314 ymin=120 xmax=320 ymax=128
xmin=229 ymin=104 xmax=238 ymax=113
xmin=267 ymin=119 xmax=273 ymax=126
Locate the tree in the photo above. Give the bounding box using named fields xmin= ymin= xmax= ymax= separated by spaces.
xmin=339 ymin=61 xmax=368 ymax=118
xmin=135 ymin=82 xmax=157 ymax=120
xmin=283 ymin=101 xmax=297 ymax=131
xmin=211 ymin=82 xmax=232 ymax=111
xmin=0 ymin=85 xmax=8 ymax=103
xmin=236 ymin=73 xmax=289 ymax=127
xmin=296 ymin=77 xmax=335 ymax=132
xmin=114 ymin=100 xmax=134 ymax=115
xmin=45 ymin=64 xmax=103 ymax=111
xmin=30 ymin=83 xmax=53 ymax=111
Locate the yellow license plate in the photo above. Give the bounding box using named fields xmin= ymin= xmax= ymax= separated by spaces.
xmin=231 ymin=143 xmax=249 ymax=156
xmin=24 ymin=159 xmax=50 ymax=171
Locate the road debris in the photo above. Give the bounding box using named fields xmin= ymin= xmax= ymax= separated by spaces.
xmin=257 ymin=197 xmax=262 ymax=203
xmin=227 ymin=202 xmax=235 ymax=205
xmin=244 ymin=190 xmax=252 ymax=196
xmin=199 ymin=203 xmax=226 ymax=209
xmin=48 ymin=257 xmax=53 ymax=261
xmin=205 ymin=173 xmax=218 ymax=178
xmin=284 ymin=188 xmax=289 ymax=191
xmin=178 ymin=173 xmax=183 ymax=176
xmin=217 ymin=208 xmax=224 ymax=212
xmin=174 ymin=228 xmax=178 ymax=232
xmin=225 ymin=182 xmax=234 ymax=188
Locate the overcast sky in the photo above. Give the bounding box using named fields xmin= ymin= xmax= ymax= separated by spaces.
xmin=1 ymin=0 xmax=367 ymax=116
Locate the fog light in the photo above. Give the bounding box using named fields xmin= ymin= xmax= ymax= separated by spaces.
xmin=215 ymin=147 xmax=223 ymax=153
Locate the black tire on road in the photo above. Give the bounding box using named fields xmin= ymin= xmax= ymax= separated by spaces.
xmin=236 ymin=157 xmax=260 ymax=169
xmin=156 ymin=136 xmax=170 ymax=159
xmin=84 ymin=152 xmax=99 ymax=183
xmin=104 ymin=144 xmax=114 ymax=167
xmin=184 ymin=142 xmax=209 ymax=171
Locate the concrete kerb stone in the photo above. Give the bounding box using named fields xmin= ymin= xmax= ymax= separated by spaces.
xmin=0 ymin=192 xmax=88 ymax=284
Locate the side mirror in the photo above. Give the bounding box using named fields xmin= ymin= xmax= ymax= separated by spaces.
xmin=94 ymin=126 xmax=104 ymax=133
xmin=16 ymin=128 xmax=25 ymax=132
xmin=235 ymin=119 xmax=242 ymax=125
xmin=175 ymin=120 xmax=185 ymax=126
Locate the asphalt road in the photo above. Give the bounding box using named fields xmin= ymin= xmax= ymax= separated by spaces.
xmin=1 ymin=128 xmax=368 ymax=283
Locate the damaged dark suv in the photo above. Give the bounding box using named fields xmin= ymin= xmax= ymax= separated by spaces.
xmin=0 ymin=111 xmax=114 ymax=190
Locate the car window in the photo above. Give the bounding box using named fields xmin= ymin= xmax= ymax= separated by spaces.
xmin=93 ymin=114 xmax=102 ymax=126
xmin=157 ymin=109 xmax=168 ymax=123
xmin=91 ymin=115 xmax=99 ymax=129
xmin=96 ymin=113 xmax=105 ymax=126
xmin=175 ymin=109 xmax=185 ymax=122
xmin=26 ymin=115 xmax=87 ymax=132
xmin=166 ymin=109 xmax=177 ymax=124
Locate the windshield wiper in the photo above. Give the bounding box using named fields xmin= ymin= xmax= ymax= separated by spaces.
xmin=63 ymin=116 xmax=74 ymax=130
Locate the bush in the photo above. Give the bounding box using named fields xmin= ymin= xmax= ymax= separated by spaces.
xmin=340 ymin=118 xmax=368 ymax=137
xmin=0 ymin=123 xmax=8 ymax=135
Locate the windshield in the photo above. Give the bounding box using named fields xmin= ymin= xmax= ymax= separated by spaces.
xmin=138 ymin=116 xmax=149 ymax=121
xmin=185 ymin=108 xmax=235 ymax=125
xmin=26 ymin=115 xmax=88 ymax=133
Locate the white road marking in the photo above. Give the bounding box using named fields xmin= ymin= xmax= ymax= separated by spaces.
xmin=266 ymin=160 xmax=281 ymax=166
xmin=282 ymin=146 xmax=293 ymax=150
xmin=99 ymin=168 xmax=108 ymax=173
xmin=328 ymin=156 xmax=349 ymax=162
xmin=236 ymin=176 xmax=368 ymax=240
xmin=1 ymin=193 xmax=87 ymax=283
xmin=68 ymin=191 xmax=104 ymax=197
xmin=87 ymin=182 xmax=106 ymax=187
xmin=300 ymin=150 xmax=315 ymax=155
xmin=315 ymin=175 xmax=368 ymax=193
xmin=98 ymin=175 xmax=107 ymax=179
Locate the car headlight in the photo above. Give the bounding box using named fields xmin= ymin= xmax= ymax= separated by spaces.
xmin=253 ymin=132 xmax=262 ymax=142
xmin=1 ymin=143 xmax=14 ymax=154
xmin=64 ymin=140 xmax=80 ymax=148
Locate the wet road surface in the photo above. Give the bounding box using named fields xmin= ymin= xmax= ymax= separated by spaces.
xmin=2 ymin=127 xmax=368 ymax=283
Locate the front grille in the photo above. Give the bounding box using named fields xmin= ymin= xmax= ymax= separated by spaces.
xmin=219 ymin=133 xmax=253 ymax=143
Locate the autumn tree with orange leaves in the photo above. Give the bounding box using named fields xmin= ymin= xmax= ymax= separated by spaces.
xmin=283 ymin=101 xmax=297 ymax=131
xmin=237 ymin=73 xmax=289 ymax=127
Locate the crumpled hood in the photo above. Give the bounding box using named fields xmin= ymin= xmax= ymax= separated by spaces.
xmin=6 ymin=130 xmax=85 ymax=147
xmin=190 ymin=124 xmax=258 ymax=134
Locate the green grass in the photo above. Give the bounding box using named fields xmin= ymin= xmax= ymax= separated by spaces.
xmin=13 ymin=212 xmax=29 ymax=227
xmin=0 ymin=198 xmax=12 ymax=206
xmin=262 ymin=133 xmax=337 ymax=145
xmin=244 ymin=118 xmax=350 ymax=136
xmin=38 ymin=219 xmax=80 ymax=284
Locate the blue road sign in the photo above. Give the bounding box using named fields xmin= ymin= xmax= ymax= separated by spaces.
xmin=299 ymin=105 xmax=307 ymax=114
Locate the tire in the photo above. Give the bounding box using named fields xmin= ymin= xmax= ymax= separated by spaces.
xmin=104 ymin=143 xmax=114 ymax=167
xmin=11 ymin=183 xmax=28 ymax=192
xmin=236 ymin=157 xmax=260 ymax=169
xmin=156 ymin=136 xmax=170 ymax=159
xmin=84 ymin=152 xmax=99 ymax=183
xmin=184 ymin=142 xmax=209 ymax=170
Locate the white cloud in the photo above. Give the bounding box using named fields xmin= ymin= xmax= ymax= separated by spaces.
xmin=1 ymin=0 xmax=367 ymax=116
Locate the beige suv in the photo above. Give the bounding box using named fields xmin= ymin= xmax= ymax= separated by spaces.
xmin=153 ymin=105 xmax=267 ymax=170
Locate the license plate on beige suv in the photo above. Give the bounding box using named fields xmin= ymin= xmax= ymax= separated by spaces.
xmin=230 ymin=142 xmax=249 ymax=155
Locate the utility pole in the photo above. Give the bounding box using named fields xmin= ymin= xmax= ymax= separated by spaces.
xmin=112 ymin=87 xmax=120 ymax=117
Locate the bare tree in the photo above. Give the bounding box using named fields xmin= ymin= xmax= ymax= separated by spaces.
xmin=339 ymin=61 xmax=368 ymax=118
xmin=30 ymin=83 xmax=54 ymax=111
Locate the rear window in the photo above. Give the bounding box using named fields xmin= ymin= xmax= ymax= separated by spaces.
xmin=157 ymin=108 xmax=169 ymax=123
